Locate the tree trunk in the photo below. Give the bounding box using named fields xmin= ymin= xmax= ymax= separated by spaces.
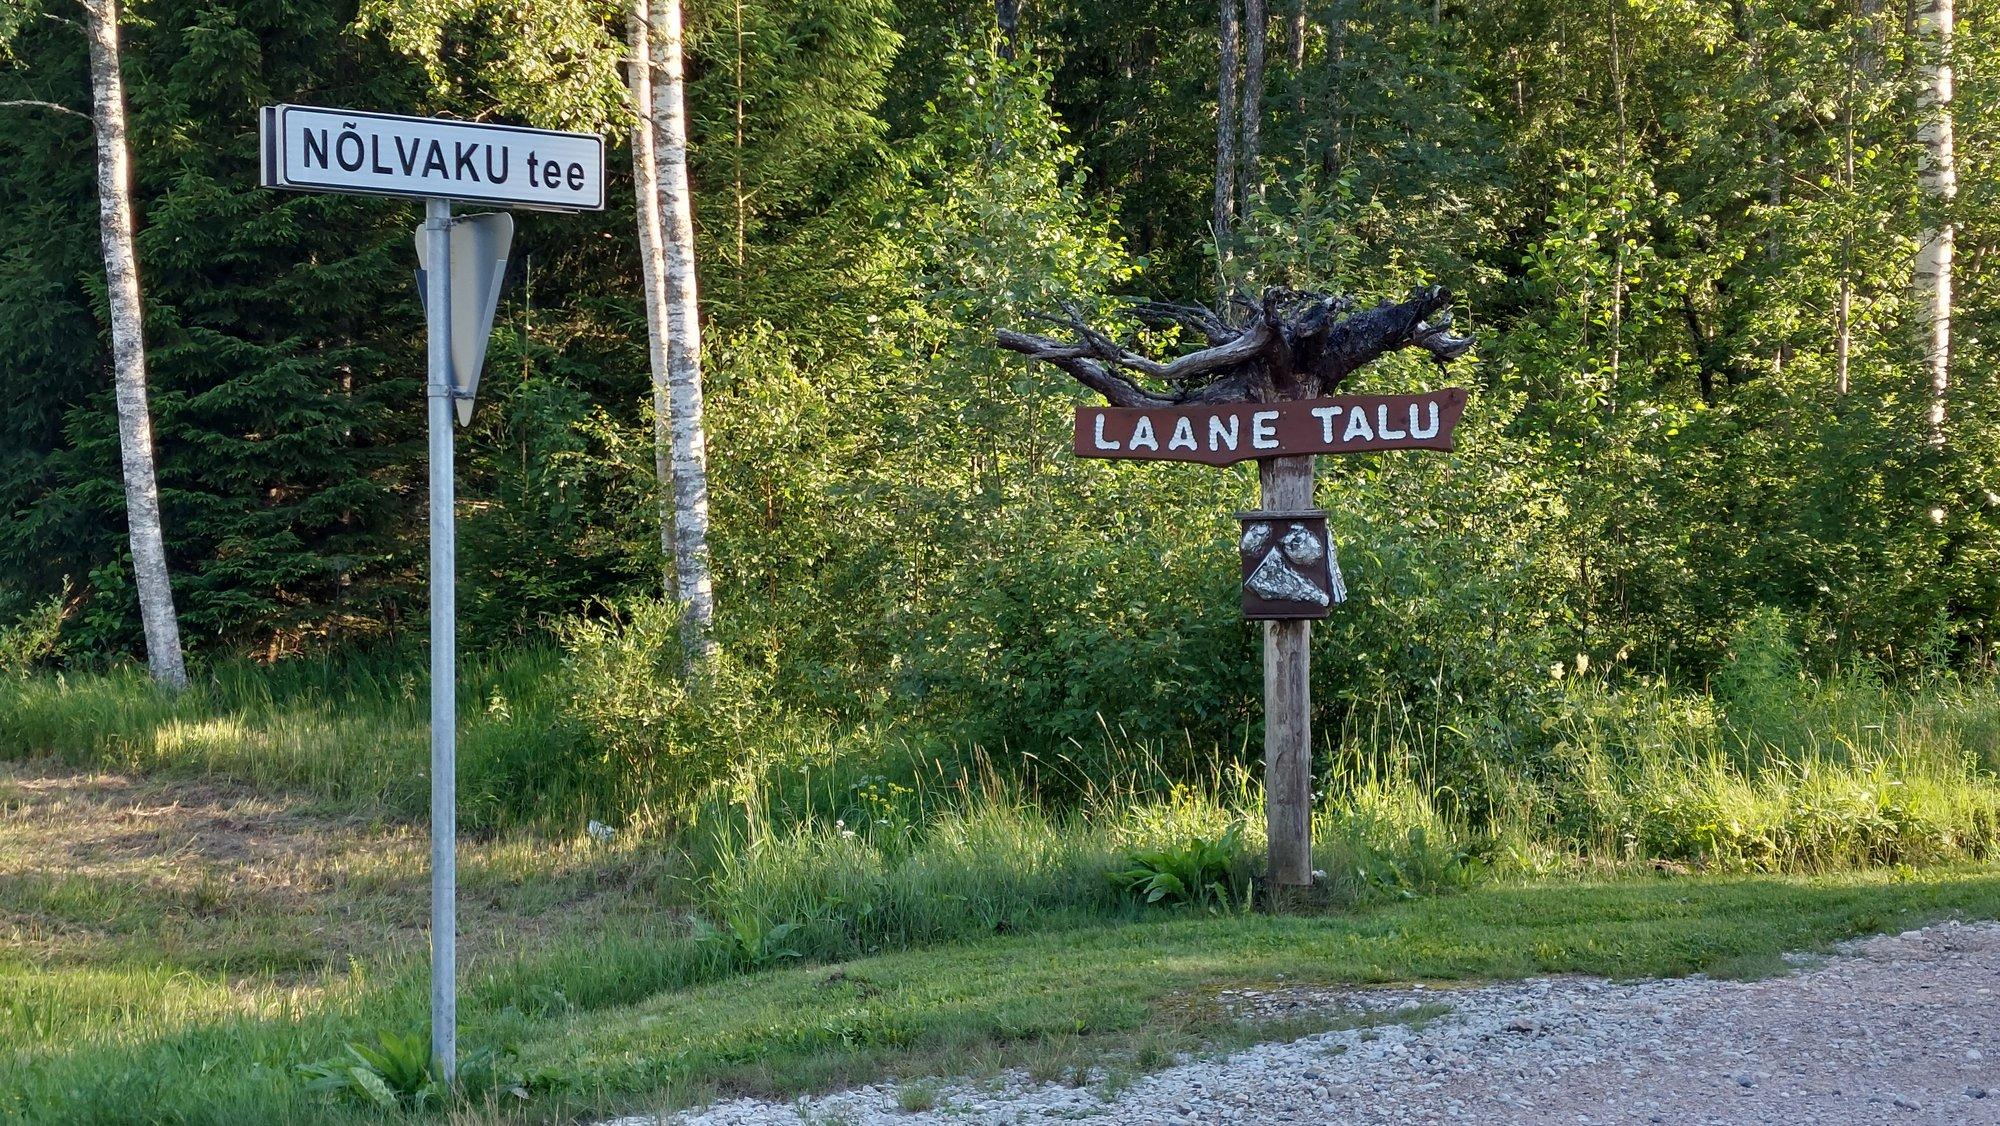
xmin=83 ymin=0 xmax=185 ymax=691
xmin=1607 ymin=0 xmax=1627 ymax=391
xmin=650 ymin=0 xmax=717 ymax=663
xmin=1239 ymin=0 xmax=1267 ymax=217
xmin=1290 ymin=0 xmax=1306 ymax=115
xmin=732 ymin=0 xmax=747 ymax=304
xmin=996 ymin=0 xmax=1021 ymax=58
xmin=1836 ymin=0 xmax=1857 ymax=397
xmin=1214 ymin=0 xmax=1239 ymax=303
xmin=628 ymin=0 xmax=676 ymax=588
xmin=1915 ymin=0 xmax=1954 ymax=446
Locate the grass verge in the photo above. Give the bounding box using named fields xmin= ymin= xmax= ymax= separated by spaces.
xmin=8 ymin=854 xmax=1999 ymax=1124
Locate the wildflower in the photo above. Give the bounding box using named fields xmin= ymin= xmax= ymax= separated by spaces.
xmin=587 ymin=820 xmax=615 ymax=844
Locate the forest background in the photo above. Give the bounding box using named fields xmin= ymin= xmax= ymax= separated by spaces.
xmin=4 ymin=0 xmax=2000 ymax=833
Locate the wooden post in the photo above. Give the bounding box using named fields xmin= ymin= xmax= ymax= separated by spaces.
xmin=1260 ymin=453 xmax=1314 ymax=886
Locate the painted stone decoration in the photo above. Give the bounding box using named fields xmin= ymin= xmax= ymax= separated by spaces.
xmin=1237 ymin=509 xmax=1341 ymax=620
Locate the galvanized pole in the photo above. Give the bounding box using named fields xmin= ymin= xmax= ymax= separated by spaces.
xmin=423 ymin=196 xmax=457 ymax=1077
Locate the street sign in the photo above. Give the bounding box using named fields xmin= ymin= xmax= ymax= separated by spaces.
xmin=1075 ymin=389 xmax=1468 ymax=466
xmin=415 ymin=213 xmax=514 ymax=425
xmin=257 ymin=103 xmax=592 ymax=1077
xmin=259 ymin=105 xmax=605 ymax=212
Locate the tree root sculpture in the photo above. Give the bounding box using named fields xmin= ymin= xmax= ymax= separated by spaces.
xmin=995 ymin=285 xmax=1474 ymax=407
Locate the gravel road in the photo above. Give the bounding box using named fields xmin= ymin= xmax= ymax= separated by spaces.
xmin=625 ymin=918 xmax=2000 ymax=1125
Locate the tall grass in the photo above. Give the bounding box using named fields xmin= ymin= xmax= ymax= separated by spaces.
xmin=6 ymin=608 xmax=2000 ymax=884
xmin=0 ymin=646 xmax=590 ymax=827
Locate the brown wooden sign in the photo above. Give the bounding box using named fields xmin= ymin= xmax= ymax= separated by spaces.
xmin=1074 ymin=388 xmax=1467 ymax=466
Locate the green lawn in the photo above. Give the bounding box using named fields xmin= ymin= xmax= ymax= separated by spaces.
xmin=517 ymin=865 xmax=2000 ymax=1118
xmin=6 ymin=759 xmax=1997 ymax=1126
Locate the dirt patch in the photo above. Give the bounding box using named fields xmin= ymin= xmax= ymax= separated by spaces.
xmin=0 ymin=761 xmax=680 ymax=978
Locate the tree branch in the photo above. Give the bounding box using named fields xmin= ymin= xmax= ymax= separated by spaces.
xmin=994 ymin=328 xmax=1177 ymax=408
xmin=998 ymin=284 xmax=1475 ymax=407
xmin=0 ymin=99 xmax=90 ymax=122
xmin=1317 ymin=285 xmax=1475 ymax=387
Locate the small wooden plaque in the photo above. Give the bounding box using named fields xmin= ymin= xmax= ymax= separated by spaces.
xmin=1236 ymin=509 xmax=1340 ymax=620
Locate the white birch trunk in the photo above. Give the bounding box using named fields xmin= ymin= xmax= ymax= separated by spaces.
xmin=83 ymin=0 xmax=186 ymax=690
xmin=1915 ymin=0 xmax=1955 ymax=446
xmin=627 ymin=0 xmax=677 ymax=585
xmin=650 ymin=0 xmax=717 ymax=663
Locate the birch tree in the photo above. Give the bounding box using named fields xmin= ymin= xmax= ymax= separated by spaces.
xmin=83 ymin=0 xmax=185 ymax=688
xmin=2 ymin=0 xmax=187 ymax=688
xmin=649 ymin=0 xmax=717 ymax=663
xmin=1915 ymin=0 xmax=1955 ymax=446
xmin=627 ymin=0 xmax=677 ymax=584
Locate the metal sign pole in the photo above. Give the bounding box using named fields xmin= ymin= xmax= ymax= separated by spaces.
xmin=423 ymin=195 xmax=457 ymax=1078
xmin=258 ymin=102 xmax=597 ymax=1074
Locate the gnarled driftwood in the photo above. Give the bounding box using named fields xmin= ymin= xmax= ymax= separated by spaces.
xmin=995 ymin=285 xmax=1474 ymax=408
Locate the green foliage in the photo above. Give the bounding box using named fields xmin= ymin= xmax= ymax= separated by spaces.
xmin=1109 ymin=825 xmax=1251 ymax=910
xmin=298 ymin=1029 xmax=509 ymax=1112
xmin=298 ymin=1029 xmax=439 ymax=1110
xmin=693 ymin=912 xmax=806 ymax=969
xmin=0 ymin=581 xmax=69 ymax=676
xmin=558 ymin=598 xmax=776 ymax=820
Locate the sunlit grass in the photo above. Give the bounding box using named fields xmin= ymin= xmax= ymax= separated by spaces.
xmin=6 ymin=650 xmax=2000 ymax=1120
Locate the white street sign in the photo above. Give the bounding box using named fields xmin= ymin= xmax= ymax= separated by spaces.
xmin=256 ymin=103 xmax=590 ymax=1077
xmin=415 ymin=212 xmax=514 ymax=425
xmin=259 ymin=105 xmax=604 ymax=212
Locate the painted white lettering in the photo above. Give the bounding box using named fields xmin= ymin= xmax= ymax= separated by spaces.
xmin=1311 ymin=405 xmax=1342 ymax=443
xmin=1092 ymin=414 xmax=1122 ymax=451
xmin=1168 ymin=416 xmax=1198 ymax=451
xmin=1342 ymin=408 xmax=1375 ymax=443
xmin=334 ymin=124 xmax=364 ymax=171
xmin=1129 ymin=416 xmax=1159 ymax=451
xmin=1208 ymin=414 xmax=1240 ymax=451
xmin=1376 ymin=404 xmax=1408 ymax=440
xmin=1409 ymin=400 xmax=1440 ymax=439
xmin=1251 ymin=410 xmax=1280 ymax=450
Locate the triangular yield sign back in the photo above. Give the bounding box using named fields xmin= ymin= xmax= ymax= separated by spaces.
xmin=414 ymin=212 xmax=514 ymax=426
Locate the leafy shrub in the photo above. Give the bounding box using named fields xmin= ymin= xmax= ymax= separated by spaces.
xmin=559 ymin=598 xmax=775 ymax=819
xmin=1108 ymin=826 xmax=1251 ymax=910
xmin=1714 ymin=608 xmax=1807 ymax=743
xmin=0 ymin=582 xmax=69 ymax=676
